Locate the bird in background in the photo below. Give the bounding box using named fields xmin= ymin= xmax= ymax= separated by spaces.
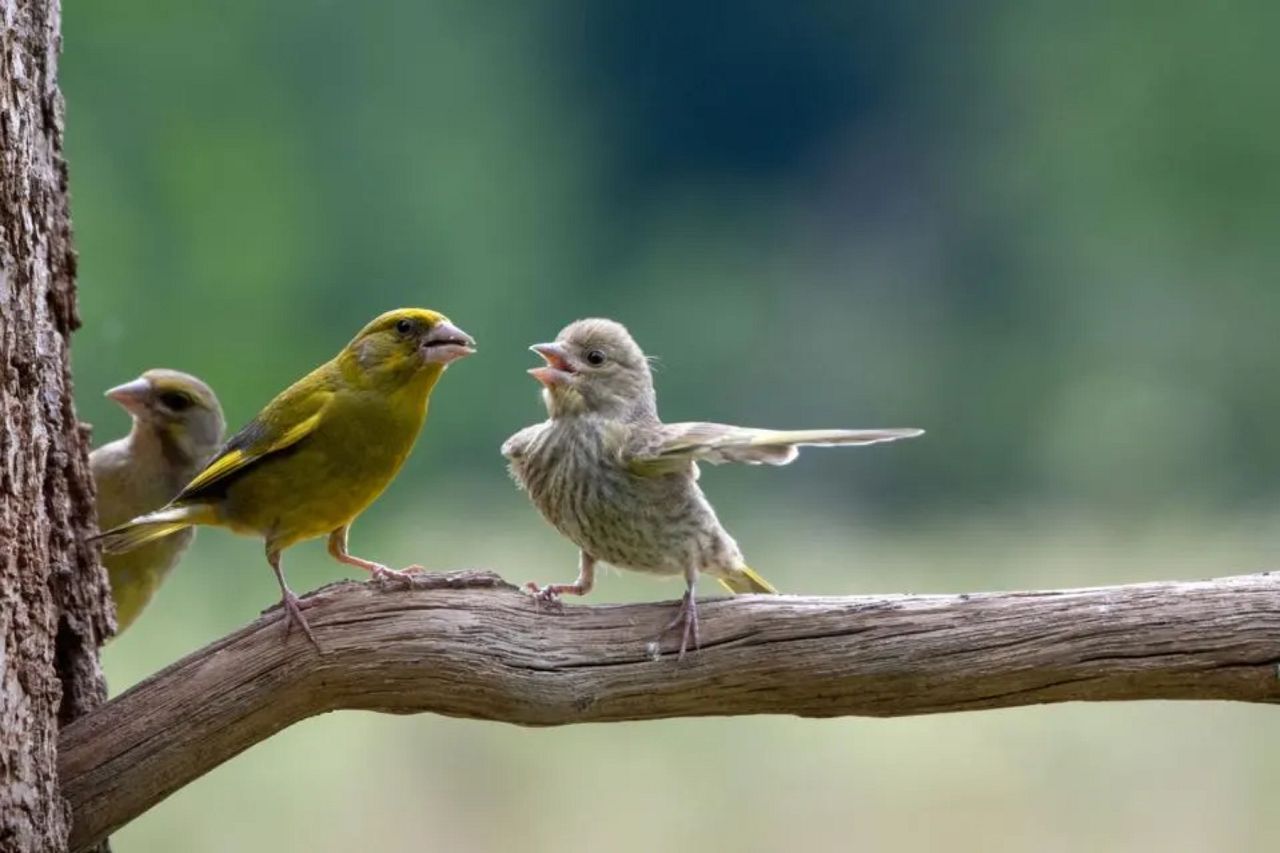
xmin=96 ymin=308 xmax=476 ymax=647
xmin=503 ymin=318 xmax=922 ymax=658
xmin=91 ymin=369 xmax=226 ymax=635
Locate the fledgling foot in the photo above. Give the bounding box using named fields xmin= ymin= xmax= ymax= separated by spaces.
xmin=522 ymin=581 xmax=567 ymax=610
xmin=279 ymin=589 xmax=322 ymax=651
xmin=652 ymin=589 xmax=700 ymax=660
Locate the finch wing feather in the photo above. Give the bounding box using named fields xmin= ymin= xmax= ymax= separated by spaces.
xmin=627 ymin=423 xmax=923 ymax=475
xmin=175 ymin=388 xmax=333 ymax=500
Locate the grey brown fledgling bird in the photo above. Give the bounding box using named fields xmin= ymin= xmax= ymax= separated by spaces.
xmin=502 ymin=318 xmax=923 ymax=658
xmin=91 ymin=369 xmax=226 ymax=634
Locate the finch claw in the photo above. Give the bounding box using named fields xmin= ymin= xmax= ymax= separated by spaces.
xmin=371 ymin=564 xmax=419 ymax=589
xmin=280 ymin=590 xmax=322 ymax=652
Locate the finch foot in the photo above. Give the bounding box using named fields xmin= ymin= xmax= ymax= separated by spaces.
xmin=370 ymin=563 xmax=424 ymax=589
xmin=280 ymin=590 xmax=322 ymax=651
xmin=653 ymin=589 xmax=700 ymax=660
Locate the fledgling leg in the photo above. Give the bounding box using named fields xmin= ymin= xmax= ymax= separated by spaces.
xmin=267 ymin=548 xmax=320 ymax=651
xmin=525 ymin=551 xmax=596 ymax=605
xmin=327 ymin=525 xmax=420 ymax=585
xmin=654 ymin=567 xmax=700 ymax=660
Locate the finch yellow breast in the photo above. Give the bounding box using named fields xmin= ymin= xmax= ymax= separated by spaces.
xmin=502 ymin=317 xmax=922 ymax=657
xmin=91 ymin=370 xmax=225 ymax=635
xmin=96 ymin=308 xmax=476 ymax=647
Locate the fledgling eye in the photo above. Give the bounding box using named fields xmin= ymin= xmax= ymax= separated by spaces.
xmin=395 ymin=318 xmax=413 ymax=335
xmin=586 ymin=349 xmax=606 ymax=366
xmin=159 ymin=391 xmax=192 ymax=412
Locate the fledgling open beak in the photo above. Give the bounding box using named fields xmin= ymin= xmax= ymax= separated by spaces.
xmin=420 ymin=321 xmax=476 ymax=365
xmin=529 ymin=342 xmax=576 ymax=388
xmin=105 ymin=377 xmax=152 ymax=418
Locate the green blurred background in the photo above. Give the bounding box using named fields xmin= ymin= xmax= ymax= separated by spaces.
xmin=63 ymin=1 xmax=1280 ymax=850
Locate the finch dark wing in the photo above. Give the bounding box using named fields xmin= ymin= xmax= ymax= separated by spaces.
xmin=627 ymin=423 xmax=923 ymax=476
xmin=174 ymin=387 xmax=334 ymax=502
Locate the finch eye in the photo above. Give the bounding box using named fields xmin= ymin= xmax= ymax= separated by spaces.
xmin=585 ymin=349 xmax=606 ymax=366
xmin=159 ymin=392 xmax=192 ymax=411
xmin=395 ymin=318 xmax=413 ymax=335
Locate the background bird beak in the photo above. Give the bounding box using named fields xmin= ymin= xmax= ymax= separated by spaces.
xmin=420 ymin=321 xmax=476 ymax=365
xmin=529 ymin=342 xmax=575 ymax=387
xmin=105 ymin=377 xmax=152 ymax=417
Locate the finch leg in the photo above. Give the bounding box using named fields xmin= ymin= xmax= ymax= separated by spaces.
xmin=524 ymin=551 xmax=596 ymax=605
xmin=654 ymin=571 xmax=700 ymax=660
xmin=327 ymin=526 xmax=420 ymax=584
xmin=267 ymin=549 xmax=320 ymax=651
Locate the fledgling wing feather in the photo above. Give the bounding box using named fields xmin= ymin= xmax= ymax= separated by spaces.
xmin=627 ymin=423 xmax=923 ymax=476
xmin=175 ymin=384 xmax=334 ymax=502
xmin=500 ymin=423 xmax=544 ymax=460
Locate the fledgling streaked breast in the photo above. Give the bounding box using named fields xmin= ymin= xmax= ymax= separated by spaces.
xmin=510 ymin=414 xmax=744 ymax=578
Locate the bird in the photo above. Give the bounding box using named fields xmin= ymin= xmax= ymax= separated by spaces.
xmin=502 ymin=318 xmax=922 ymax=658
xmin=90 ymin=369 xmax=226 ymax=635
xmin=96 ymin=308 xmax=476 ymax=647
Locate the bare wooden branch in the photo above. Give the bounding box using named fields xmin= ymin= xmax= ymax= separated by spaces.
xmin=60 ymin=570 xmax=1280 ymax=851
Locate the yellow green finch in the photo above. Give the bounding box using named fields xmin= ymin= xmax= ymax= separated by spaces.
xmin=90 ymin=370 xmax=226 ymax=634
xmin=503 ymin=318 xmax=922 ymax=657
xmin=96 ymin=308 xmax=475 ymax=646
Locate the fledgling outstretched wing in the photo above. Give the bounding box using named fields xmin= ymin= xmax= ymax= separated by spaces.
xmin=627 ymin=423 xmax=923 ymax=476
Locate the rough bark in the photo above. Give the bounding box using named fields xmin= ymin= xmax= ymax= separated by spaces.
xmin=60 ymin=570 xmax=1280 ymax=852
xmin=0 ymin=0 xmax=112 ymax=850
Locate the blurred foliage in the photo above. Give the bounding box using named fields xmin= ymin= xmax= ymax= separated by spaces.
xmin=60 ymin=0 xmax=1280 ymax=850
xmin=65 ymin=0 xmax=1280 ymax=517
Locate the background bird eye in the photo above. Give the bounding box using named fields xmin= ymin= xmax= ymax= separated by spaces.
xmin=159 ymin=392 xmax=192 ymax=411
xmin=586 ymin=349 xmax=606 ymax=366
xmin=395 ymin=318 xmax=413 ymax=335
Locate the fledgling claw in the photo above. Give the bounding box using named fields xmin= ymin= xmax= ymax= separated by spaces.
xmin=523 ymin=581 xmax=566 ymax=610
xmin=654 ymin=589 xmax=700 ymax=660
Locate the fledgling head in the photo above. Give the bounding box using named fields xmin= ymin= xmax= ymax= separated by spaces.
xmin=342 ymin=308 xmax=476 ymax=389
xmin=106 ymin=369 xmax=226 ymax=464
xmin=528 ymin=318 xmax=657 ymax=420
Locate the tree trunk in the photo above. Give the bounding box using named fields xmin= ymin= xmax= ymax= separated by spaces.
xmin=0 ymin=0 xmax=112 ymax=850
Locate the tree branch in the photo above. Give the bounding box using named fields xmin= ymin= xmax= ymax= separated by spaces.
xmin=59 ymin=571 xmax=1280 ymax=851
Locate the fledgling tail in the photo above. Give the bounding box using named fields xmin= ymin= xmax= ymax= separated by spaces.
xmin=94 ymin=504 xmax=212 ymax=555
xmin=717 ymin=565 xmax=778 ymax=595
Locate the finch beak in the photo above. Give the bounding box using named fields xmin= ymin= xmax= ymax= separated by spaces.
xmin=105 ymin=377 xmax=152 ymax=418
xmin=420 ymin=321 xmax=476 ymax=365
xmin=529 ymin=342 xmax=575 ymax=387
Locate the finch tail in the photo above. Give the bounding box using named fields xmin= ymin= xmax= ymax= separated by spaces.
xmin=94 ymin=504 xmax=212 ymax=555
xmin=717 ymin=565 xmax=778 ymax=595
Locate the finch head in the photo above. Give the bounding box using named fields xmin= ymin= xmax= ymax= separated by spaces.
xmin=106 ymin=369 xmax=226 ymax=463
